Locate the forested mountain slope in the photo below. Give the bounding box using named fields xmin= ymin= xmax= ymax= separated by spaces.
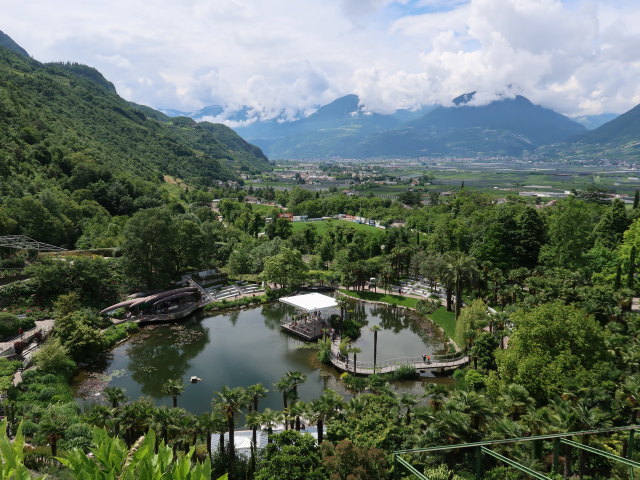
xmin=0 ymin=36 xmax=269 ymax=248
xmin=554 ymin=102 xmax=640 ymax=160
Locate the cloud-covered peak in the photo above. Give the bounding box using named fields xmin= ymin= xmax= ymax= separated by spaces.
xmin=2 ymin=0 xmax=640 ymax=119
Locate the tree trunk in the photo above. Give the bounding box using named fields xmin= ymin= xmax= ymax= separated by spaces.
xmin=172 ymin=395 xmax=177 ymax=408
xmin=446 ymin=288 xmax=452 ymax=311
xmin=282 ymin=393 xmax=288 ymax=430
xmin=454 ymin=283 xmax=462 ymax=318
xmin=206 ymin=429 xmax=212 ymax=456
xmin=317 ymin=418 xmax=324 ymax=444
xmin=227 ymin=415 xmax=235 ymax=469
xmin=373 ymin=331 xmax=378 ymax=374
xmin=219 ymin=432 xmax=225 ymax=455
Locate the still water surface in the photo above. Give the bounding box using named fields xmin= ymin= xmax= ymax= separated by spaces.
xmin=75 ymin=300 xmax=448 ymax=414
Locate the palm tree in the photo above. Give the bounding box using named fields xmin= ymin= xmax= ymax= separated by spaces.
xmin=286 ymin=370 xmax=307 ymax=401
xmin=152 ymin=406 xmax=175 ymax=448
xmin=103 ymin=386 xmax=128 ymax=409
xmin=245 ymin=410 xmax=262 ymax=470
xmin=348 ymin=346 xmax=362 ymax=375
xmin=259 ymin=408 xmax=284 ymax=443
xmin=441 ymin=252 xmax=479 ymax=318
xmin=500 ymin=383 xmax=535 ymax=421
xmin=424 ymin=383 xmax=448 ymax=412
xmin=247 ymin=383 xmax=268 ymax=413
xmin=370 ymin=325 xmax=381 ymax=373
xmin=86 ymin=405 xmax=112 ymax=430
xmin=210 ymin=403 xmax=227 ymax=456
xmin=162 ymin=379 xmax=185 ymax=408
xmin=40 ymin=407 xmax=69 ymax=457
xmin=399 ymin=393 xmax=418 ymax=425
xmin=119 ymin=399 xmax=155 ymax=446
xmin=289 ymin=400 xmax=306 ymax=431
xmin=307 ymin=389 xmax=343 ymax=444
xmin=198 ymin=411 xmax=218 ymax=457
xmin=215 ymin=386 xmax=247 ymax=471
xmin=274 ymin=377 xmax=293 ymax=430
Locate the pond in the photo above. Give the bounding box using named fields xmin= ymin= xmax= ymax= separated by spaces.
xmin=73 ymin=299 xmax=449 ymax=415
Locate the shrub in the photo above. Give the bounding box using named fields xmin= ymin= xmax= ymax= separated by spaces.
xmin=0 ymin=358 xmax=21 ymax=377
xmin=32 ymin=338 xmax=76 ymax=376
xmin=388 ymin=365 xmax=418 ymax=380
xmin=0 ymin=313 xmax=21 ymax=338
xmin=416 ymin=298 xmax=441 ymax=315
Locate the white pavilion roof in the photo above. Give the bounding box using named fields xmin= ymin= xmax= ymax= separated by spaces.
xmin=279 ymin=293 xmax=338 ymax=312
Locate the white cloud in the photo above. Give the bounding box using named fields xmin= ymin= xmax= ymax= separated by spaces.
xmin=2 ymin=0 xmax=640 ymax=118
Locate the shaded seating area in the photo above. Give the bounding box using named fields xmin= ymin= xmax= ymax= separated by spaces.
xmin=279 ymin=293 xmax=338 ymax=341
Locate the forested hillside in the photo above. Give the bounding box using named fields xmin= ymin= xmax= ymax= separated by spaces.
xmin=0 ymin=42 xmax=270 ymax=248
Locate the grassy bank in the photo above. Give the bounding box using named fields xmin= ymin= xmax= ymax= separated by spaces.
xmin=428 ymin=306 xmax=457 ymax=344
xmin=339 ymin=289 xmax=459 ymax=345
xmin=338 ymin=289 xmax=420 ymax=308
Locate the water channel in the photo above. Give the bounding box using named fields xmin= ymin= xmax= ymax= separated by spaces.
xmin=74 ymin=299 xmax=450 ymax=414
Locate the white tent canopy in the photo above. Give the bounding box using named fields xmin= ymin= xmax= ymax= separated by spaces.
xmin=279 ymin=293 xmax=338 ymax=312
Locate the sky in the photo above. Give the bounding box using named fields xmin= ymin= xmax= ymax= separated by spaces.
xmin=3 ymin=0 xmax=640 ymax=122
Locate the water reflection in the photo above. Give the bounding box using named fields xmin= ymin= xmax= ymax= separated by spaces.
xmin=127 ymin=321 xmax=209 ymax=398
xmin=75 ymin=300 xmax=449 ymax=414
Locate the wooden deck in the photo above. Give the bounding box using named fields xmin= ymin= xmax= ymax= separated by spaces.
xmin=281 ymin=320 xmax=330 ymax=341
xmin=329 ymin=337 xmax=468 ymax=375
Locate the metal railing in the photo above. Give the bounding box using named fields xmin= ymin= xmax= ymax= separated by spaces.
xmin=329 ymin=350 xmax=468 ymax=372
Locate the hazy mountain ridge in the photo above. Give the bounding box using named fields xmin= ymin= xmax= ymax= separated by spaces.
xmin=228 ymin=93 xmax=588 ymax=159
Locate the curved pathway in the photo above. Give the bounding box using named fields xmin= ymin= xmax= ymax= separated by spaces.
xmin=328 ymin=336 xmax=469 ymax=375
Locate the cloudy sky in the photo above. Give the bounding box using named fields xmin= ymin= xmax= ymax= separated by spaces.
xmin=3 ymin=0 xmax=640 ymax=121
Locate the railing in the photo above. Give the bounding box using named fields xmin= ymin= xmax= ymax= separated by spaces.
xmin=0 ymin=324 xmax=53 ymax=359
xmin=329 ymin=348 xmax=468 ymax=372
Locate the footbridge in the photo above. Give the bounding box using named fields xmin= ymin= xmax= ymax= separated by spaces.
xmin=329 ymin=338 xmax=469 ymax=375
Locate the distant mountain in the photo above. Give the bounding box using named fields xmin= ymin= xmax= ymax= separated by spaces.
xmin=0 ymin=30 xmax=29 ymax=58
xmin=232 ymin=95 xmax=435 ymax=159
xmin=572 ymin=113 xmax=619 ymax=130
xmin=554 ymin=103 xmax=640 ymax=160
xmin=348 ymin=94 xmax=587 ymax=158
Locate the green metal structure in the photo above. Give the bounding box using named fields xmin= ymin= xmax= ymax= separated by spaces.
xmin=393 ymin=425 xmax=639 ymax=479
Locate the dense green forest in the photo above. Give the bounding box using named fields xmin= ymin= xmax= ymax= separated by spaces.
xmin=0 ymin=44 xmax=270 ymax=247
xmin=2 ymin=180 xmax=640 ymax=479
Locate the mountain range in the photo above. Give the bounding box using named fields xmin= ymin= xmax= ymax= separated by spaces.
xmin=2 ymin=27 xmax=638 ymax=165
xmin=166 ymin=92 xmax=629 ymax=160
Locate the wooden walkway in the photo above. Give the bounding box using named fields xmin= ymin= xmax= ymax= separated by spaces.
xmin=329 ymin=337 xmax=468 ymax=375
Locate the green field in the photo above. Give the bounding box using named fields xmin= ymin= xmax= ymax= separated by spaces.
xmin=338 ymin=289 xmax=420 ymax=308
xmin=292 ymin=219 xmax=380 ymax=235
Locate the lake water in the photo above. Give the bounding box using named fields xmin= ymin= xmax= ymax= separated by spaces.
xmin=74 ymin=299 xmax=448 ymax=414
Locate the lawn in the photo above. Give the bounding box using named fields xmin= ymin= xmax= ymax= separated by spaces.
xmin=339 ymin=290 xmax=459 ymax=345
xmin=292 ymin=219 xmax=380 ymax=236
xmin=428 ymin=306 xmax=457 ymax=345
xmin=338 ymin=289 xmax=419 ymax=308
